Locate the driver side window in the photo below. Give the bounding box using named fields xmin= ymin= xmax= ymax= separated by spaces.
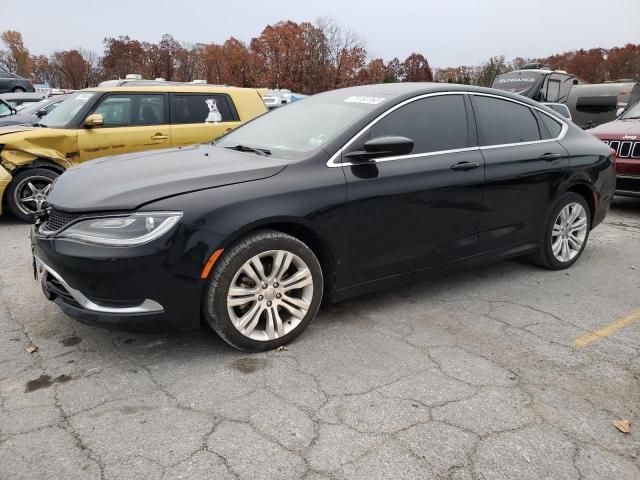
xmin=93 ymin=96 xmax=132 ymax=127
xmin=373 ymin=95 xmax=470 ymax=154
xmin=91 ymin=94 xmax=165 ymax=127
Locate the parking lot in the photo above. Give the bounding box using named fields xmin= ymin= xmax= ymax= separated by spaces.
xmin=0 ymin=199 xmax=638 ymax=479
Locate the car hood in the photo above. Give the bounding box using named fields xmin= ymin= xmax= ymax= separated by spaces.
xmin=587 ymin=119 xmax=640 ymax=139
xmin=47 ymin=144 xmax=290 ymax=212
xmin=0 ymin=124 xmax=37 ymax=136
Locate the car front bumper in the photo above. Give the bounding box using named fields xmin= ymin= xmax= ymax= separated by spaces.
xmin=615 ymin=175 xmax=640 ymax=197
xmin=32 ymin=224 xmax=225 ymax=331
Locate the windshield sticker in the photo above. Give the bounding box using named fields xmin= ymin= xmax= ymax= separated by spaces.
xmin=205 ymin=98 xmax=222 ymax=123
xmin=76 ymin=93 xmax=92 ymax=101
xmin=344 ymin=96 xmax=386 ymax=105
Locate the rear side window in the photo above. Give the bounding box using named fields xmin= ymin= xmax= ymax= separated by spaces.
xmin=370 ymin=95 xmax=469 ymax=154
xmin=171 ymin=94 xmax=237 ymax=124
xmin=538 ymin=113 xmax=563 ymax=139
xmin=473 ymin=96 xmax=541 ymax=146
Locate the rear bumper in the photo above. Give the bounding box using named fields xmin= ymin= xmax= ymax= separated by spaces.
xmin=0 ymin=165 xmax=11 ymax=216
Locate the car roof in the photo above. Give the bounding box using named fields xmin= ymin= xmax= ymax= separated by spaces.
xmin=0 ymin=92 xmax=46 ymax=100
xmin=314 ymin=82 xmax=545 ymax=105
xmin=87 ymin=85 xmax=258 ymax=94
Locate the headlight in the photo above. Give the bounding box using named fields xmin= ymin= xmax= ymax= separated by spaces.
xmin=59 ymin=212 xmax=182 ymax=246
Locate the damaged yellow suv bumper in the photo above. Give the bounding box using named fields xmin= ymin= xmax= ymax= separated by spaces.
xmin=0 ymin=165 xmax=11 ymax=217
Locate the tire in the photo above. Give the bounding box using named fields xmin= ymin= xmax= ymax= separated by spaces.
xmin=7 ymin=168 xmax=59 ymax=223
xmin=203 ymin=230 xmax=323 ymax=352
xmin=12 ymin=86 xmax=26 ymax=93
xmin=527 ymin=192 xmax=591 ymax=270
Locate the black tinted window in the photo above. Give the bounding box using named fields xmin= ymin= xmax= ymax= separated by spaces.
xmin=371 ymin=95 xmax=469 ymax=154
xmin=473 ymin=96 xmax=541 ymax=145
xmin=171 ymin=94 xmax=235 ymax=124
xmin=93 ymin=94 xmax=164 ymax=127
xmin=539 ymin=113 xmax=563 ymax=139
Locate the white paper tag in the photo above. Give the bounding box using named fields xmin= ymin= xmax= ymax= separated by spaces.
xmin=344 ymin=96 xmax=386 ymax=105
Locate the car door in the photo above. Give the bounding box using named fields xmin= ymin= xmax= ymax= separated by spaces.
xmin=0 ymin=70 xmax=12 ymax=93
xmin=77 ymin=93 xmax=170 ymax=162
xmin=170 ymin=93 xmax=241 ymax=147
xmin=341 ymin=93 xmax=484 ymax=285
xmin=470 ymin=94 xmax=569 ymax=253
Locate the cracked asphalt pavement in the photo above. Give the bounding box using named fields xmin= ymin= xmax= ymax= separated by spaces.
xmin=1 ymin=199 xmax=639 ymax=480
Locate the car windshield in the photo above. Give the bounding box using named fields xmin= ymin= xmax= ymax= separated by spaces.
xmin=493 ymin=72 xmax=544 ymax=95
xmin=40 ymin=91 xmax=96 ymax=128
xmin=217 ymin=92 xmax=391 ymax=159
xmin=620 ymin=101 xmax=640 ymax=120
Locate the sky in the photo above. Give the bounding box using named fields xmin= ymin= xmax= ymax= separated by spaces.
xmin=2 ymin=0 xmax=639 ymax=68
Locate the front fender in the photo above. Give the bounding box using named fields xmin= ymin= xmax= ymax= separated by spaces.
xmin=0 ymin=164 xmax=12 ymax=216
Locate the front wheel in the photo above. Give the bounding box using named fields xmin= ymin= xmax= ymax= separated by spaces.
xmin=7 ymin=168 xmax=59 ymax=222
xmin=528 ymin=192 xmax=591 ymax=269
xmin=203 ymin=230 xmax=324 ymax=351
xmin=12 ymin=86 xmax=26 ymax=93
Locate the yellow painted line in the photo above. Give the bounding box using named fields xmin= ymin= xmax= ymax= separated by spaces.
xmin=573 ymin=307 xmax=640 ymax=348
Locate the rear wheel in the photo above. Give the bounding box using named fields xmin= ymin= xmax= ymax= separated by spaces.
xmin=528 ymin=192 xmax=591 ymax=269
xmin=12 ymin=86 xmax=26 ymax=93
xmin=7 ymin=168 xmax=59 ymax=222
xmin=203 ymin=230 xmax=323 ymax=351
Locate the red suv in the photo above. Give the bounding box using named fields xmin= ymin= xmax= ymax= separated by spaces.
xmin=588 ymin=101 xmax=640 ymax=197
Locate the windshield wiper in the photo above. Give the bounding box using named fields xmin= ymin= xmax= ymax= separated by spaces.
xmin=31 ymin=122 xmax=48 ymax=128
xmin=223 ymin=144 xmax=271 ymax=156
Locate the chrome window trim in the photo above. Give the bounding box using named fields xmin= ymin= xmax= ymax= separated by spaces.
xmin=326 ymin=91 xmax=569 ymax=168
xmin=35 ymin=256 xmax=164 ymax=314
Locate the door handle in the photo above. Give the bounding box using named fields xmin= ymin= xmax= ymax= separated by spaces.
xmin=539 ymin=153 xmax=562 ymax=161
xmin=450 ymin=161 xmax=480 ymax=171
xmin=151 ymin=133 xmax=168 ymax=140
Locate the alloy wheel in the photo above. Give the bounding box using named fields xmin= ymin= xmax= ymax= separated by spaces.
xmin=226 ymin=249 xmax=314 ymax=341
xmin=551 ymin=202 xmax=588 ymax=263
xmin=14 ymin=175 xmax=53 ymax=216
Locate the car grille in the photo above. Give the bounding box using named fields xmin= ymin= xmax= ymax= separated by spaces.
xmin=42 ymin=209 xmax=82 ymax=232
xmin=602 ymin=140 xmax=640 ymax=159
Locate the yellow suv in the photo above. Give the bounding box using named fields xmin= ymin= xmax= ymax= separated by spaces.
xmin=0 ymin=84 xmax=267 ymax=221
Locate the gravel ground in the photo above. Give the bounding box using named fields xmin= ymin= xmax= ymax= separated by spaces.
xmin=1 ymin=199 xmax=639 ymax=480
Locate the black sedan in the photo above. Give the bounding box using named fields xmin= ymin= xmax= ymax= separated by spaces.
xmin=32 ymin=83 xmax=615 ymax=351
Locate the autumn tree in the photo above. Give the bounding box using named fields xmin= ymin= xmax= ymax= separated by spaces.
xmin=102 ymin=36 xmax=146 ymax=79
xmin=384 ymin=58 xmax=403 ymax=82
xmin=30 ymin=55 xmax=54 ymax=85
xmin=357 ymin=58 xmax=386 ymax=85
xmin=475 ymin=55 xmax=509 ymax=87
xmin=250 ymin=21 xmax=308 ymax=90
xmin=433 ymin=66 xmax=476 ymax=84
xmin=0 ymin=30 xmax=31 ymax=76
xmin=402 ymin=53 xmax=433 ymax=82
xmin=316 ymin=17 xmax=366 ymax=89
xmin=604 ymin=43 xmax=640 ymax=81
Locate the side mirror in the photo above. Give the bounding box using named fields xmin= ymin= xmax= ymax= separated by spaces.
xmin=616 ymin=107 xmax=626 ymax=117
xmin=84 ymin=113 xmax=103 ymax=128
xmin=345 ymin=136 xmax=414 ymax=161
xmin=35 ymin=110 xmax=48 ymax=118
